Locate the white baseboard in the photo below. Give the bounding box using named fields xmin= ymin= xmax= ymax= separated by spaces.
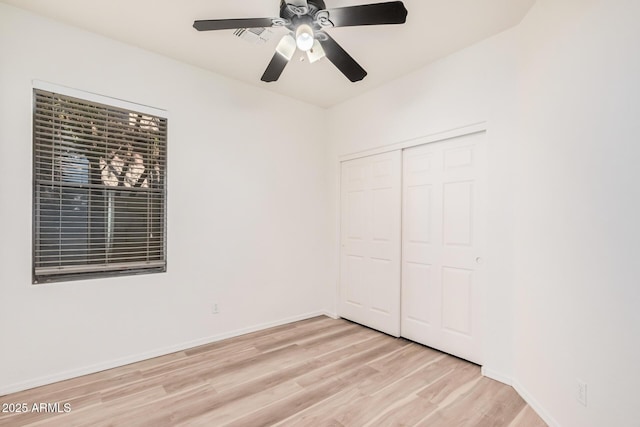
xmin=321 ymin=310 xmax=339 ymax=319
xmin=481 ymin=366 xmax=513 ymax=386
xmin=512 ymin=379 xmax=561 ymax=427
xmin=0 ymin=310 xmax=331 ymax=396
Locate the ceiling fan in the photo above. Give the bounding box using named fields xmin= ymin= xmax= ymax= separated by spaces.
xmin=193 ymin=0 xmax=408 ymax=83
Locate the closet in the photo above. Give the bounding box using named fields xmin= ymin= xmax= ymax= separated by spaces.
xmin=339 ymin=132 xmax=485 ymax=364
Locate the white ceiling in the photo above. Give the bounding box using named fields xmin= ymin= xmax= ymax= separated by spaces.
xmin=1 ymin=0 xmax=536 ymax=107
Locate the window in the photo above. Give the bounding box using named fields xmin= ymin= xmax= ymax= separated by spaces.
xmin=33 ymin=87 xmax=167 ymax=283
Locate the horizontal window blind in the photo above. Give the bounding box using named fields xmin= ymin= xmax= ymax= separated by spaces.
xmin=33 ymin=89 xmax=167 ymax=283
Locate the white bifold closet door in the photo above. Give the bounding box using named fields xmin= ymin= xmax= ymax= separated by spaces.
xmin=401 ymin=132 xmax=486 ymax=364
xmin=339 ymin=151 xmax=402 ymax=337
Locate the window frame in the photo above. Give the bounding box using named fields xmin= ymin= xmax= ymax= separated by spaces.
xmin=31 ymin=81 xmax=168 ymax=284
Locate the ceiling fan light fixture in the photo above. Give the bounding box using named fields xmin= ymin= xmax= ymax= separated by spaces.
xmin=194 ymin=0 xmax=409 ymax=83
xmin=295 ymin=24 xmax=315 ymax=51
xmin=276 ymin=34 xmax=297 ymax=60
xmin=307 ymin=39 xmax=326 ymax=63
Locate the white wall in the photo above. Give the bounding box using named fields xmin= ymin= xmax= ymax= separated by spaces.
xmin=0 ymin=3 xmax=331 ymax=394
xmin=327 ymin=1 xmax=640 ymax=426
xmin=512 ymin=1 xmax=640 ymax=426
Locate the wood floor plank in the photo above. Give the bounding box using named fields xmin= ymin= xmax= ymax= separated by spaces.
xmin=509 ymin=404 xmax=548 ymax=427
xmin=357 ymin=343 xmax=444 ymax=395
xmin=140 ymin=342 xmax=259 ymax=379
xmin=178 ymin=334 xmax=392 ymax=426
xmin=176 ymin=381 xmax=305 ymax=427
xmin=225 ymin=365 xmax=379 ymax=427
xmin=294 ymin=338 xmax=408 ymax=388
xmin=0 ymin=392 xmax=102 ymax=427
xmin=160 ymin=333 xmax=384 ymax=426
xmin=278 ymin=352 xmax=454 ymax=427
xmin=365 ymin=394 xmax=438 ymax=427
xmin=80 ymin=384 xmax=211 ymax=427
xmin=194 ymin=338 xmax=406 ymax=427
xmin=417 ymin=377 xmax=526 ymax=427
xmin=298 ymin=328 xmax=385 ymax=359
xmin=27 ymin=385 xmax=169 ymax=427
xmin=181 ymin=315 xmax=331 ymax=357
xmin=417 ymin=358 xmax=482 ymax=404
xmin=254 ymin=320 xmax=359 ymax=352
xmin=0 ymin=316 xmax=546 ymax=427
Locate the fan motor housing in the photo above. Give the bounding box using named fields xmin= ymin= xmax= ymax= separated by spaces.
xmin=280 ymin=0 xmax=329 ymax=31
xmin=280 ymin=0 xmax=327 ymax=20
xmin=279 ymin=0 xmax=327 ymax=13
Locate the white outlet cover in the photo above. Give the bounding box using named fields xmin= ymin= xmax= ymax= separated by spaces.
xmin=577 ymin=381 xmax=587 ymax=406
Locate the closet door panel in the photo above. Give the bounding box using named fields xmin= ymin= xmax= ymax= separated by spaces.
xmin=401 ymin=132 xmax=486 ymax=364
xmin=339 ymin=151 xmax=401 ymax=336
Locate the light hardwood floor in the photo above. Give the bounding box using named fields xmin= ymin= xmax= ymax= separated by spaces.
xmin=0 ymin=316 xmax=547 ymax=427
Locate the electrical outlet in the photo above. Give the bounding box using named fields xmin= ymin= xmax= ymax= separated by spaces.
xmin=577 ymin=380 xmax=587 ymax=406
xmin=211 ymin=303 xmax=219 ymax=314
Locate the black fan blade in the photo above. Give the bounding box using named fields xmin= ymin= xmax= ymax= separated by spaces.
xmin=194 ymin=18 xmax=276 ymax=31
xmin=262 ymin=35 xmax=295 ymax=82
xmin=325 ymin=1 xmax=408 ymax=27
xmin=261 ymin=52 xmax=291 ymax=82
xmin=319 ymin=34 xmax=367 ymax=82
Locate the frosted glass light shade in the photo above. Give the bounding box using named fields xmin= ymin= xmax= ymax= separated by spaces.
xmin=276 ymin=34 xmax=297 ymax=60
xmin=296 ymin=24 xmax=314 ymax=51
